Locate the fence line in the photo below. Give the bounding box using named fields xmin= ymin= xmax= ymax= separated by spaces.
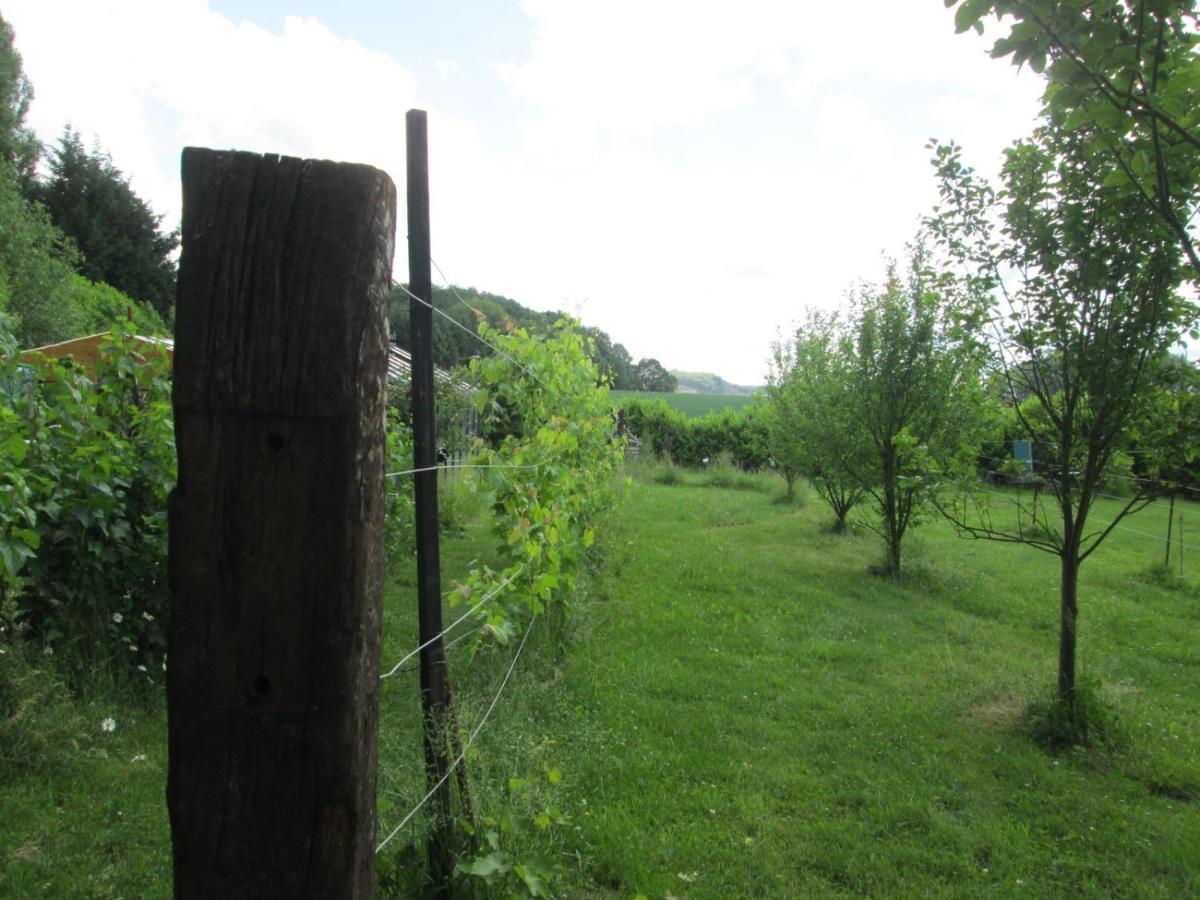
xmin=965 ymin=483 xmax=1200 ymax=553
xmin=431 ymin=258 xmax=488 ymax=322
xmin=974 ymin=455 xmax=1185 ymax=516
xmin=379 ymin=567 xmax=524 ymax=681
xmin=386 ymin=461 xmax=546 ymax=479
xmin=376 ymin=615 xmax=537 ymax=854
xmin=392 ymin=281 xmax=550 ymax=391
xmin=987 ymin=440 xmax=1200 ymax=498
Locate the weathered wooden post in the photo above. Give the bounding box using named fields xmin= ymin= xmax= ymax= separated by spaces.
xmin=167 ymin=148 xmax=396 ymax=898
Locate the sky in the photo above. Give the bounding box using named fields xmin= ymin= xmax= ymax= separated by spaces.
xmin=4 ymin=0 xmax=1045 ymax=385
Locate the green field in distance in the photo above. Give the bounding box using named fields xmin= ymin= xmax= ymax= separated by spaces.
xmin=608 ymin=390 xmax=757 ymax=418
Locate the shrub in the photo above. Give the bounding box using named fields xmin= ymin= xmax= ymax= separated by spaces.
xmin=1 ymin=323 xmax=173 ymax=684
xmin=456 ymin=317 xmax=624 ymax=639
xmin=618 ymin=397 xmax=769 ymax=472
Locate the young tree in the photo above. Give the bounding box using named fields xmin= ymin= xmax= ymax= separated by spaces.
xmin=947 ymin=0 xmax=1200 ymax=280
xmin=929 ymin=126 xmax=1193 ymax=719
xmin=32 ymin=129 xmax=178 ymax=323
xmin=838 ymin=252 xmax=987 ymax=574
xmin=765 ymin=314 xmax=865 ymax=522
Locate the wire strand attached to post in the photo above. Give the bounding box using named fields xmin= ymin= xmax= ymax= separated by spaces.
xmin=376 ymin=615 xmax=537 ymax=854
xmin=379 ymin=566 xmax=524 ymax=681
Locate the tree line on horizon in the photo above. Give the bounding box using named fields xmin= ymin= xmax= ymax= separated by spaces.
xmin=387 ymin=282 xmax=679 ymax=392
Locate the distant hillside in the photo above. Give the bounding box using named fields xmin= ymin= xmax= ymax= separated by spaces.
xmin=670 ymin=370 xmax=760 ymax=396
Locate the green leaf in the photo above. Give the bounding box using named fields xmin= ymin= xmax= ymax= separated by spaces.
xmin=954 ymin=0 xmax=991 ymax=34
xmin=1102 ymin=168 xmax=1131 ymax=188
xmin=463 ymin=852 xmax=508 ymax=878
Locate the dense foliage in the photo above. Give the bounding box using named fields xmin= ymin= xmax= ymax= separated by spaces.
xmin=0 ymin=16 xmax=170 ymax=347
xmin=0 ymin=13 xmax=37 ymax=189
xmin=31 ymin=129 xmax=179 ymax=323
xmin=629 ymin=357 xmax=677 ymax=392
xmin=620 ymin=395 xmax=769 ymax=472
xmin=0 ymin=164 xmax=80 ymax=347
xmin=947 ymin=0 xmax=1200 ymax=280
xmin=451 ymin=317 xmax=625 ymax=642
xmin=1 ymin=321 xmax=174 ymax=684
xmin=766 ymin=312 xmax=868 ymax=519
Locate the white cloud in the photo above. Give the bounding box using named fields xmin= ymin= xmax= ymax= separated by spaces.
xmin=6 ymin=0 xmax=419 ymax=224
xmin=3 ymin=0 xmax=1046 ymax=384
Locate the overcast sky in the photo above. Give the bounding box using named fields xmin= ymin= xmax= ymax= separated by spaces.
xmin=5 ymin=0 xmax=1044 ymax=385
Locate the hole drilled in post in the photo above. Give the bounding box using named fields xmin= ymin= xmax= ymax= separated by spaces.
xmin=264 ymin=431 xmax=286 ymax=453
xmin=252 ymin=675 xmax=271 ymax=698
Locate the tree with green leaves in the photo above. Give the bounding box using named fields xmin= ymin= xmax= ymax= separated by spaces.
xmin=1129 ymin=353 xmax=1200 ymax=569
xmin=0 ymin=12 xmax=80 ymax=347
xmin=928 ymin=123 xmax=1193 ymax=725
xmin=838 ymin=251 xmax=987 ymax=574
xmin=582 ymin=325 xmax=634 ymax=389
xmin=32 ymin=129 xmax=178 ymax=323
xmin=766 ymin=314 xmax=866 ymax=521
xmin=0 ymin=12 xmax=39 ymax=189
xmin=631 ymin=357 xmax=677 ymax=392
xmin=0 ymin=161 xmax=80 ymax=347
xmin=946 ymin=0 xmax=1200 ymax=280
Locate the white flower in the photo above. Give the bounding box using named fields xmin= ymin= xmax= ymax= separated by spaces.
xmin=137 ymin=665 xmax=147 ymax=672
xmin=101 ymin=718 xmax=117 ymax=733
xmin=142 ymin=611 xmax=154 ymax=622
xmin=130 ymin=754 xmax=148 ymax=763
xmin=112 ymin=613 xmax=123 ymax=624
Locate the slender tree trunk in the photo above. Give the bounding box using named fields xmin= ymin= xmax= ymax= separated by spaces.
xmin=785 ymin=470 xmax=795 ymax=500
xmin=883 ymin=448 xmax=901 ymax=574
xmin=1058 ymin=551 xmax=1080 ymax=705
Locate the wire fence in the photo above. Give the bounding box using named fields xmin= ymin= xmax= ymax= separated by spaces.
xmin=376 ymin=615 xmax=537 ymax=854
xmin=392 ymin=280 xmax=551 ymax=391
xmin=962 ymin=477 xmax=1200 ymax=554
xmin=376 ymin=259 xmax=565 ymax=858
xmin=971 ymin=451 xmax=1198 ymax=537
xmin=379 ymin=566 xmax=524 ymax=681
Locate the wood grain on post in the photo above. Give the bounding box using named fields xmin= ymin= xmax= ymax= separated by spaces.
xmin=167 ymin=148 xmax=395 ymax=899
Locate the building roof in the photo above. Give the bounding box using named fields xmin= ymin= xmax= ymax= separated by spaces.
xmin=19 ymin=332 xmax=174 ymax=375
xmin=21 ymin=334 xmax=465 ymax=389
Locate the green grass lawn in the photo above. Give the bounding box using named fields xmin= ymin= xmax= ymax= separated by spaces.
xmin=522 ymin=467 xmax=1200 ymax=897
xmin=3 ymin=465 xmax=1198 ymax=897
xmin=609 ymin=390 xmax=757 ymax=418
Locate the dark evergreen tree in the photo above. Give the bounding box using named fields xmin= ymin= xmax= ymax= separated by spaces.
xmin=33 ymin=129 xmax=178 ymax=323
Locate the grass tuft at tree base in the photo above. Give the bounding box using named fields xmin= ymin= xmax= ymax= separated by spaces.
xmin=1022 ymin=677 xmax=1124 ymax=753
